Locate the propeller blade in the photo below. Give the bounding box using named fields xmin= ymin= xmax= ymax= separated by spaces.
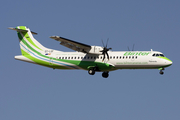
xmin=101 ymin=39 xmax=105 ymax=47
xmin=106 ymin=38 xmax=109 ymax=48
xmin=108 ymin=48 xmax=112 ymax=50
xmin=132 ymin=44 xmax=135 ymax=51
xmin=127 ymin=44 xmax=135 ymax=51
xmin=128 ymin=46 xmax=130 ymax=51
xmin=106 ymin=52 xmax=109 ymax=60
xmin=102 ymin=53 xmax=105 ymax=61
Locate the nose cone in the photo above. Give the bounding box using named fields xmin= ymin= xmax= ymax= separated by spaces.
xmin=167 ymin=60 xmax=173 ymax=66
xmin=165 ymin=58 xmax=173 ymax=66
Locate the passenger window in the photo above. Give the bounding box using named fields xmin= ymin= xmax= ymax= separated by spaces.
xmin=126 ymin=56 xmax=128 ymax=59
xmin=110 ymin=56 xmax=112 ymax=59
xmin=123 ymin=56 xmax=124 ymax=59
xmin=116 ymin=56 xmax=118 ymax=59
xmin=59 ymin=57 xmax=61 ymax=59
xmin=71 ymin=57 xmax=73 ymax=59
xmin=113 ymin=56 xmax=115 ymax=59
xmin=74 ymin=57 xmax=76 ymax=59
xmin=132 ymin=56 xmax=134 ymax=59
xmin=136 ymin=56 xmax=137 ymax=59
xmin=129 ymin=56 xmax=131 ymax=59
xmin=65 ymin=57 xmax=67 ymax=59
xmin=62 ymin=57 xmax=64 ymax=59
xmin=84 ymin=57 xmax=86 ymax=59
xmin=119 ymin=56 xmax=121 ymax=59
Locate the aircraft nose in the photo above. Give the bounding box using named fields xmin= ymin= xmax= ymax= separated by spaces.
xmin=165 ymin=59 xmax=173 ymax=66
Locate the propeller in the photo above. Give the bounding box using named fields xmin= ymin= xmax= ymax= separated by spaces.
xmin=128 ymin=44 xmax=135 ymax=51
xmin=100 ymin=39 xmax=112 ymax=61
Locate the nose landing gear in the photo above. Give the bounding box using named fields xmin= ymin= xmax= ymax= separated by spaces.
xmin=159 ymin=68 xmax=165 ymax=75
xmin=159 ymin=70 xmax=164 ymax=75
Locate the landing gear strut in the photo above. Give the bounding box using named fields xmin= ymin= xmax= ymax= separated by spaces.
xmin=102 ymin=71 xmax=109 ymax=78
xmin=159 ymin=68 xmax=164 ymax=75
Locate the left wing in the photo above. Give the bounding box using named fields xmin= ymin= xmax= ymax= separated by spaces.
xmin=50 ymin=36 xmax=103 ymax=54
xmin=50 ymin=36 xmax=91 ymax=53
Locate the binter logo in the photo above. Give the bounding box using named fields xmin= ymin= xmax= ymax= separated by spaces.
xmin=124 ymin=52 xmax=150 ymax=56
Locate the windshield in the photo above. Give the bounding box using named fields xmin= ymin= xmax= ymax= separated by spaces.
xmin=152 ymin=53 xmax=165 ymax=57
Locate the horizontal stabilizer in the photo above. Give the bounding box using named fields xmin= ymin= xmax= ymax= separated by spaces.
xmin=8 ymin=27 xmax=37 ymax=35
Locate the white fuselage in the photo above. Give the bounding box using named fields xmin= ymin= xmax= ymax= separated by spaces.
xmin=41 ymin=50 xmax=172 ymax=70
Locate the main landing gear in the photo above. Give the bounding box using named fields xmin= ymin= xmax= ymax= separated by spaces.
xmin=88 ymin=69 xmax=109 ymax=78
xmin=102 ymin=71 xmax=109 ymax=78
xmin=88 ymin=69 xmax=95 ymax=75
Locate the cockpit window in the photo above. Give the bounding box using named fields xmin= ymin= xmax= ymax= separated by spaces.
xmin=159 ymin=54 xmax=165 ymax=57
xmin=152 ymin=53 xmax=165 ymax=57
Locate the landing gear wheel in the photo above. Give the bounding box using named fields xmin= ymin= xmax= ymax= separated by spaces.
xmin=88 ymin=69 xmax=95 ymax=75
xmin=160 ymin=71 xmax=164 ymax=75
xmin=102 ymin=72 xmax=109 ymax=78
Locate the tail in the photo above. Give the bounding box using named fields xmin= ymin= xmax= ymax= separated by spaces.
xmin=9 ymin=26 xmax=47 ymax=55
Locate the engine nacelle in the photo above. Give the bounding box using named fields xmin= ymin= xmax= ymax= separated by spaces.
xmin=88 ymin=46 xmax=104 ymax=54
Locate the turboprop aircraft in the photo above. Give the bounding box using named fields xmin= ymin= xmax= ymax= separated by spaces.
xmin=9 ymin=26 xmax=172 ymax=78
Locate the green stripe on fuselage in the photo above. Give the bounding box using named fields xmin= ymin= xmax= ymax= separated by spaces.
xmin=59 ymin=59 xmax=114 ymax=71
xmin=18 ymin=26 xmax=42 ymax=51
xmin=21 ymin=49 xmax=71 ymax=69
xmin=158 ymin=57 xmax=172 ymax=62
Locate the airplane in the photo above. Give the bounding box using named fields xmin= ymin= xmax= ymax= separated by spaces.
xmin=9 ymin=26 xmax=173 ymax=78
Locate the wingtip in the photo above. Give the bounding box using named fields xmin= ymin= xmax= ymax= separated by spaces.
xmin=8 ymin=27 xmax=15 ymax=30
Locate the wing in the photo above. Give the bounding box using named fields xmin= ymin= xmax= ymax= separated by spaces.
xmin=50 ymin=36 xmax=91 ymax=53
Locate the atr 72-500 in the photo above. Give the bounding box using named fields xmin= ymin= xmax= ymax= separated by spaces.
xmin=9 ymin=26 xmax=172 ymax=78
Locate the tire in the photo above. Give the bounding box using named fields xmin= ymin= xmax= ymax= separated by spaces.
xmin=102 ymin=72 xmax=109 ymax=78
xmin=159 ymin=71 xmax=164 ymax=75
xmin=88 ymin=69 xmax=95 ymax=75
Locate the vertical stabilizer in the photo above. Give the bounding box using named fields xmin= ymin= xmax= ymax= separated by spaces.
xmin=9 ymin=26 xmax=47 ymax=55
